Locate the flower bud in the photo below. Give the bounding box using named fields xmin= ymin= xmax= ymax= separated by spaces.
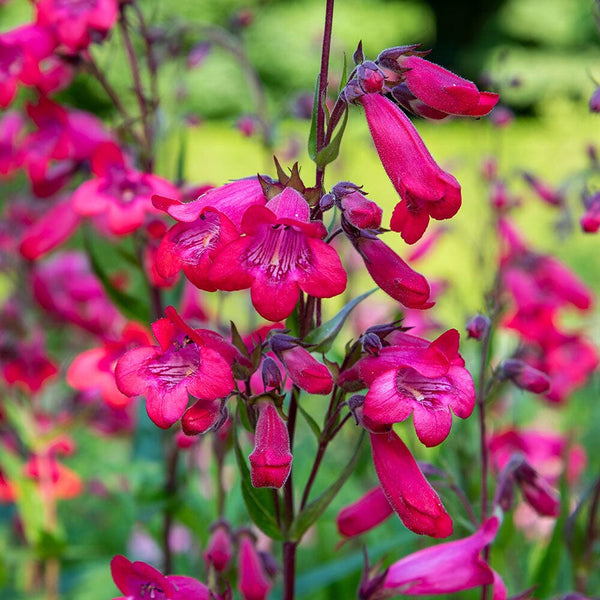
xmin=340 ymin=191 xmax=383 ymax=230
xmin=356 ymin=61 xmax=385 ymax=94
xmin=590 ymin=87 xmax=600 ymax=113
xmin=361 ymin=332 xmax=382 ymax=356
xmin=249 ymin=401 xmax=292 ymax=489
xmin=261 ymin=357 xmax=282 ymax=390
xmin=466 ymin=314 xmax=490 ymax=340
xmin=319 ymin=192 xmax=335 ymax=212
xmin=238 ymin=533 xmax=272 ymax=600
xmin=204 ymin=522 xmax=234 ymax=573
xmin=514 ymin=461 xmax=560 ymax=517
xmin=500 ymin=359 xmax=551 ymax=394
xmin=336 ymin=486 xmax=393 ymax=537
xmin=581 ymin=192 xmax=600 ymax=233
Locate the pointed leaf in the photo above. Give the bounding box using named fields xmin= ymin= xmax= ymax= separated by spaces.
xmin=290 ymin=432 xmax=365 ymax=541
xmin=338 ymin=53 xmax=348 ymax=94
xmin=83 ymin=235 xmax=151 ymax=323
xmin=234 ymin=417 xmax=284 ymax=540
xmin=314 ymin=106 xmax=348 ymax=169
xmin=298 ymin=404 xmax=321 ymax=440
xmin=308 ymin=74 xmax=320 ymax=160
xmin=304 ymin=288 xmax=376 ymax=352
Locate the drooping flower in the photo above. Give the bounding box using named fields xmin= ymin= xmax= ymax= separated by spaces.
xmin=357 ymin=93 xmax=462 ymax=244
xmin=383 ymin=53 xmax=499 ymax=119
xmin=115 ymin=306 xmax=236 ymax=429
xmin=237 ymin=533 xmax=273 ymax=600
xmin=336 ymin=486 xmax=394 ymax=538
xmin=348 ymin=233 xmax=432 ymax=309
xmin=72 ymin=142 xmax=180 ymax=235
xmin=271 ymin=334 xmax=333 ymax=395
xmin=210 ymin=187 xmax=347 ymax=321
xmin=369 ymin=430 xmax=453 ymax=537
xmin=204 ymin=522 xmax=234 ymax=573
xmin=249 ymin=399 xmax=293 ymax=489
xmin=110 ymin=555 xmax=211 ymax=600
xmin=362 ymin=517 xmax=504 ymax=599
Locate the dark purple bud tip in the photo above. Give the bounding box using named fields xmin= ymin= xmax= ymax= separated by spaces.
xmin=466 ymin=314 xmax=490 ymax=340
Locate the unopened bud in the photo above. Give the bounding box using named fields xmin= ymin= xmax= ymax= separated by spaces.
xmin=361 ymin=332 xmax=382 ymax=356
xmin=590 ymin=87 xmax=600 ymax=113
xmin=466 ymin=314 xmax=490 ymax=340
xmin=204 ymin=522 xmax=234 ymax=573
xmin=500 ymin=359 xmax=551 ymax=394
xmin=356 ymin=61 xmax=385 ymax=94
xmin=261 ymin=357 xmax=282 ymax=390
xmin=319 ymin=193 xmax=335 ymax=212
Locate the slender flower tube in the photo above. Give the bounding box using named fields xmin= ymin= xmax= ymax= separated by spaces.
xmin=369 ymin=430 xmax=452 ymax=537
xmin=336 ymin=486 xmax=394 ymax=537
xmin=365 ymin=517 xmax=504 ymax=599
xmin=358 ymin=93 xmax=461 ymax=244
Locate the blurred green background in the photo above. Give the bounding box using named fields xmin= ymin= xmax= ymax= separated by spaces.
xmin=1 ymin=0 xmax=600 ymax=598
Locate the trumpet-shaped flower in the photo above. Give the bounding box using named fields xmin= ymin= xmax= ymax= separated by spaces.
xmin=358 ymin=93 xmax=461 ymax=244
xmin=369 ymin=430 xmax=452 ymax=537
xmin=210 ymin=187 xmax=346 ymax=321
xmin=115 ymin=307 xmax=236 ymax=428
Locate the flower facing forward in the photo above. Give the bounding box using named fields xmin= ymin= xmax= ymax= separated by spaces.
xmin=209 ymin=187 xmax=347 ymax=321
xmin=115 ymin=306 xmax=236 ymax=428
xmin=110 ymin=555 xmax=211 ymax=600
xmin=341 ymin=329 xmax=475 ymax=447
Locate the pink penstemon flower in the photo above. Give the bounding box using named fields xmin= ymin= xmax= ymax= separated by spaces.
xmin=336 ymin=486 xmax=394 ymax=538
xmin=368 ymin=430 xmax=453 ymax=537
xmin=360 ymin=516 xmax=505 ymax=599
xmin=110 ymin=554 xmax=211 ymax=600
xmin=209 ymin=187 xmax=347 ymax=321
xmin=115 ymin=306 xmax=237 ymax=429
xmin=71 ymin=142 xmax=180 ymax=235
xmin=358 ymin=92 xmax=462 ymax=244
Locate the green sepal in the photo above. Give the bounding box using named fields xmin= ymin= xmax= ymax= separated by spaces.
xmin=314 ymin=105 xmax=348 ymax=169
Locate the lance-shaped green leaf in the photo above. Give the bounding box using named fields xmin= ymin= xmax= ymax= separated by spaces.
xmin=233 ymin=417 xmax=284 ymax=540
xmin=290 ymin=432 xmax=365 ymax=541
xmin=304 ymin=288 xmax=376 ymax=352
xmin=298 ymin=404 xmax=321 ymax=440
xmin=83 ymin=234 xmax=151 ymax=323
xmin=314 ymin=105 xmax=348 ymax=169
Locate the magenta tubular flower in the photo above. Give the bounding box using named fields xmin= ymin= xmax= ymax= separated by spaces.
xmin=238 ymin=534 xmax=272 ymax=600
xmin=181 ymin=398 xmax=226 ymax=436
xmin=369 ymin=431 xmax=452 ymax=537
xmin=19 ymin=198 xmax=80 ymax=260
xmin=249 ymin=400 xmax=293 ymax=488
xmin=72 ymin=142 xmax=179 ymax=235
xmin=358 ymin=329 xmax=475 ymax=447
xmin=0 ymin=24 xmax=55 ymax=108
xmin=67 ymin=323 xmax=153 ymax=408
xmin=500 ymin=359 xmax=551 ymax=394
xmin=210 ymin=187 xmax=347 ymax=321
xmin=115 ymin=306 xmax=236 ymax=429
xmin=358 ymin=93 xmax=461 ymax=244
xmin=271 ymin=335 xmax=333 ymax=395
xmin=155 ymin=208 xmax=240 ymax=291
xmin=204 ymin=522 xmax=234 ymax=573
xmin=522 ymin=172 xmax=563 ymax=207
xmin=153 ymin=176 xmax=268 ymax=230
xmin=375 ymin=517 xmax=502 ymax=598
xmin=581 ymin=192 xmax=600 ymax=233
xmin=339 ymin=190 xmax=383 ymax=230
xmin=36 ymin=0 xmax=118 ymax=52
xmin=336 ymin=486 xmax=394 ymax=538
xmin=351 ymin=235 xmax=432 ymax=309
xmin=394 ymin=55 xmax=499 ymax=118
xmin=110 ymin=555 xmax=211 ymax=600
xmin=514 ymin=461 xmax=560 ymax=517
